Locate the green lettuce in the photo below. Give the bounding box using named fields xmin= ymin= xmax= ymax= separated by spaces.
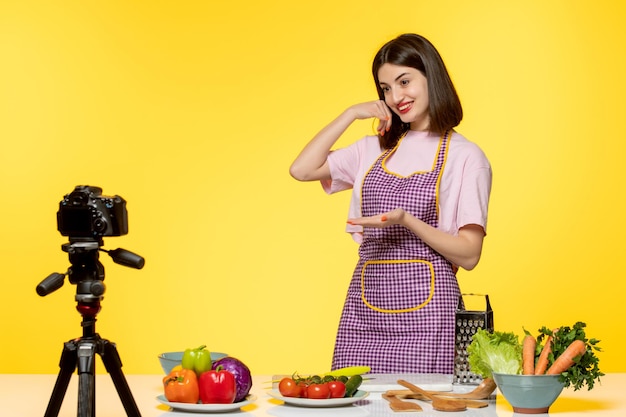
xmin=467 ymin=328 xmax=523 ymax=377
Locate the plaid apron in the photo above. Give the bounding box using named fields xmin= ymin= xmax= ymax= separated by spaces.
xmin=331 ymin=131 xmax=459 ymax=373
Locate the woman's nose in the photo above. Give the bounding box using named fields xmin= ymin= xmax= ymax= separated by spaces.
xmin=390 ymin=87 xmax=403 ymax=104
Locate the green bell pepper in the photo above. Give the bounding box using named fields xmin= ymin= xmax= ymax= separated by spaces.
xmin=181 ymin=345 xmax=212 ymax=376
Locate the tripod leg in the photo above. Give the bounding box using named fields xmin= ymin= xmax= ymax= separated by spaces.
xmin=76 ymin=340 xmax=97 ymax=417
xmin=99 ymin=339 xmax=142 ymax=417
xmin=44 ymin=341 xmax=78 ymax=417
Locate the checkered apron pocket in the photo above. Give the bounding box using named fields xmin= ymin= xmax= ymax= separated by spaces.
xmin=360 ymin=259 xmax=435 ymax=313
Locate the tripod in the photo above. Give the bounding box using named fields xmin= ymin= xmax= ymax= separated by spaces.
xmin=38 ymin=239 xmax=144 ymax=417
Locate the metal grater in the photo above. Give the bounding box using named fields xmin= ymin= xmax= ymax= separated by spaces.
xmin=453 ymin=293 xmax=494 ymax=385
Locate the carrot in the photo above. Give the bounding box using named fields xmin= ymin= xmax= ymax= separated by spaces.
xmin=547 ymin=339 xmax=587 ymax=375
xmin=534 ymin=335 xmax=553 ymax=375
xmin=522 ymin=335 xmax=536 ymax=375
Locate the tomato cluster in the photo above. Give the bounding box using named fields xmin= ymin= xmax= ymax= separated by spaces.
xmin=278 ymin=375 xmax=347 ymax=399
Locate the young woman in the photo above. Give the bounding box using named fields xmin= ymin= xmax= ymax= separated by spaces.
xmin=290 ymin=33 xmax=492 ymax=373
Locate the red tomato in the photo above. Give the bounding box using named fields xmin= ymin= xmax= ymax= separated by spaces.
xmin=328 ymin=380 xmax=346 ymax=398
xmin=298 ymin=380 xmax=308 ymax=398
xmin=307 ymin=383 xmax=331 ymax=399
xmin=278 ymin=377 xmax=302 ymax=398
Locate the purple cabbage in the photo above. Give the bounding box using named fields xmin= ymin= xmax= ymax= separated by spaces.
xmin=211 ymin=356 xmax=252 ymax=402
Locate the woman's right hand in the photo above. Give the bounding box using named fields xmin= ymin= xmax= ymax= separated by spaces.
xmin=348 ymin=100 xmax=393 ymax=136
xmin=290 ymin=100 xmax=393 ymax=182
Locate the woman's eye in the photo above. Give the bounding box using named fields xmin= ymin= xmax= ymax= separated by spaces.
xmin=381 ymin=86 xmax=390 ymax=93
xmin=401 ymin=79 xmax=410 ymax=86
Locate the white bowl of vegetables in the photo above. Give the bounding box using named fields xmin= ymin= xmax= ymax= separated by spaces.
xmin=467 ymin=322 xmax=602 ymax=414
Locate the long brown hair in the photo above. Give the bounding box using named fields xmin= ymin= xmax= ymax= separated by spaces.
xmin=372 ymin=34 xmax=463 ymax=149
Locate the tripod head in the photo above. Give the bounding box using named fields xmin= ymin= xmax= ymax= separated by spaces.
xmin=36 ymin=237 xmax=145 ymax=303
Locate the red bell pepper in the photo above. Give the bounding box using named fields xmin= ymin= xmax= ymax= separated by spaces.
xmin=163 ymin=368 xmax=199 ymax=404
xmin=198 ymin=366 xmax=237 ymax=404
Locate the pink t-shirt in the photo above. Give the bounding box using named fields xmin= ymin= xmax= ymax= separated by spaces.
xmin=321 ymin=130 xmax=492 ymax=243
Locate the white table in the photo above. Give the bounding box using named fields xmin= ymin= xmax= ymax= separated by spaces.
xmin=1 ymin=373 xmax=624 ymax=416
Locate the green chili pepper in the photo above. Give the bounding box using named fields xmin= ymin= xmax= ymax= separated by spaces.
xmin=181 ymin=345 xmax=212 ymax=376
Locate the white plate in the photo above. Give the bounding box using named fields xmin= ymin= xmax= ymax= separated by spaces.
xmin=156 ymin=394 xmax=256 ymax=413
xmin=267 ymin=389 xmax=369 ymax=407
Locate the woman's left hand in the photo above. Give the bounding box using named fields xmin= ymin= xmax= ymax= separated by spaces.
xmin=349 ymin=208 xmax=486 ymax=271
xmin=347 ymin=208 xmax=406 ymax=228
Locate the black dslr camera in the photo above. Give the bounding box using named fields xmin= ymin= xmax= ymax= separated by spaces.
xmin=57 ymin=185 xmax=128 ymax=238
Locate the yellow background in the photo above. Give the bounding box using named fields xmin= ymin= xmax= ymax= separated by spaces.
xmin=1 ymin=0 xmax=624 ymax=376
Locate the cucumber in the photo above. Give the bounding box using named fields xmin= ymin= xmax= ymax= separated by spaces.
xmin=344 ymin=374 xmax=363 ymax=397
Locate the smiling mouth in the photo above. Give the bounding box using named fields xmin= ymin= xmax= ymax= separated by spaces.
xmin=398 ymin=102 xmax=413 ymax=114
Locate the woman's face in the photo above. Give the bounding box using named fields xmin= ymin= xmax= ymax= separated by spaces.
xmin=377 ymin=63 xmax=429 ymax=131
